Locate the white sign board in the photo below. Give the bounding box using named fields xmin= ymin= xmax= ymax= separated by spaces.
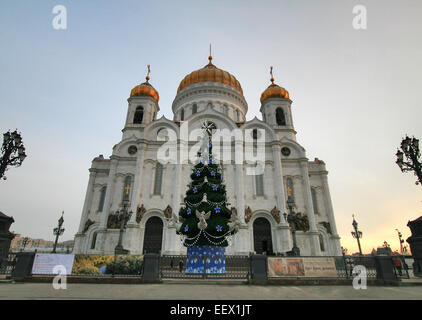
xmin=31 ymin=254 xmax=75 ymax=275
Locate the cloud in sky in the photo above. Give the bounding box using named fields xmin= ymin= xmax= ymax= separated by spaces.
xmin=1 ymin=0 xmax=422 ymax=253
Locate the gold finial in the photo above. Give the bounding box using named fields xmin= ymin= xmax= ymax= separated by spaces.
xmin=61 ymin=211 xmax=64 ymax=217
xmin=145 ymin=64 xmax=151 ymax=82
xmin=270 ymin=66 xmax=274 ymax=84
xmin=208 ymin=44 xmax=212 ymax=63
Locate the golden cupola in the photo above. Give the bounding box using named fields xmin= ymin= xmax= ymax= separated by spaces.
xmin=177 ymin=55 xmax=243 ymax=94
xmin=260 ymin=66 xmax=290 ymax=103
xmin=130 ymin=65 xmax=160 ymax=102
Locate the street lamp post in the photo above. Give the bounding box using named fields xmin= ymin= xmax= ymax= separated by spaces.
xmin=396 ymin=135 xmax=422 ymax=186
xmin=21 ymin=237 xmax=29 ymax=252
xmin=0 ymin=129 xmax=27 ymax=180
xmin=52 ymin=211 xmax=65 ymax=253
xmin=112 ymin=198 xmax=133 ymax=276
xmin=396 ymin=229 xmax=405 ymax=254
xmin=283 ymin=187 xmax=300 ymax=256
xmin=351 ymin=214 xmax=363 ymax=256
xmin=114 ymin=200 xmax=133 ymax=255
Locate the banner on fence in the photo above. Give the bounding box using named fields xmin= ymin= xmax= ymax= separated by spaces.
xmin=31 ymin=254 xmax=75 ymax=275
xmin=71 ymin=254 xmax=144 ymax=275
xmin=268 ymin=257 xmax=337 ymax=278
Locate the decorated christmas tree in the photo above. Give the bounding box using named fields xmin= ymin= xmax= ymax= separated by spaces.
xmin=176 ymin=122 xmax=240 ymax=274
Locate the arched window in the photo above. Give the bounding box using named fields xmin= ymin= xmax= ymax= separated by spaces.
xmin=319 ymin=234 xmax=325 ymax=252
xmin=252 ymin=129 xmax=258 ymax=140
xmin=223 ymin=104 xmax=228 ymax=116
xmin=192 ymin=104 xmax=197 ymax=114
xmin=255 ymin=173 xmax=264 ymax=196
xmin=311 ymin=188 xmax=319 ymax=214
xmin=236 ymin=109 xmax=240 ymax=121
xmin=286 ymin=177 xmax=294 ymax=202
xmin=180 ymin=108 xmax=184 ymax=121
xmin=154 ymin=162 xmax=163 ymax=195
xmin=91 ymin=232 xmax=97 ymax=250
xmin=133 ymin=106 xmax=144 ymax=124
xmin=122 ymin=176 xmax=132 ymax=202
xmin=97 ymin=186 xmax=107 ymax=212
xmin=276 ymin=108 xmax=286 ymax=126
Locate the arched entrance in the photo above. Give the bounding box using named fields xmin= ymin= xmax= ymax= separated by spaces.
xmin=143 ymin=216 xmax=163 ymax=254
xmin=253 ymin=217 xmax=273 ymax=255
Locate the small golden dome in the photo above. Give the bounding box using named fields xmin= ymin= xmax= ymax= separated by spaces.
xmin=130 ymin=65 xmax=160 ymax=102
xmin=260 ymin=66 xmax=290 ymax=103
xmin=177 ymin=56 xmax=243 ymax=94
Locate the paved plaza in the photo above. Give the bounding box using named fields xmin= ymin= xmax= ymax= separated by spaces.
xmin=0 ymin=282 xmax=421 ymax=300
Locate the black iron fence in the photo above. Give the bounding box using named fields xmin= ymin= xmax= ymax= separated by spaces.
xmin=0 ymin=252 xmax=17 ymax=276
xmin=392 ymin=255 xmax=410 ymax=279
xmin=1 ymin=251 xmax=410 ymax=283
xmin=340 ymin=255 xmax=378 ymax=279
xmin=160 ymin=255 xmax=250 ymax=280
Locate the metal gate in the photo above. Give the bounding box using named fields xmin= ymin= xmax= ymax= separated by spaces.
xmin=160 ymin=255 xmax=250 ymax=280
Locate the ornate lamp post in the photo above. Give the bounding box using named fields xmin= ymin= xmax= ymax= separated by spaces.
xmin=396 ymin=229 xmax=405 ymax=254
xmin=351 ymin=214 xmax=363 ymax=255
xmin=52 ymin=211 xmax=65 ymax=253
xmin=396 ymin=135 xmax=422 ymax=185
xmin=21 ymin=237 xmax=29 ymax=252
xmin=112 ymin=186 xmax=133 ymax=276
xmin=0 ymin=129 xmax=27 ymax=180
xmin=114 ymin=199 xmax=133 ymax=255
xmin=283 ymin=187 xmax=300 ymax=256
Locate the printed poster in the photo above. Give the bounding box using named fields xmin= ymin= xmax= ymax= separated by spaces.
xmin=268 ymin=257 xmax=337 ymax=278
xmin=31 ymin=254 xmax=75 ymax=275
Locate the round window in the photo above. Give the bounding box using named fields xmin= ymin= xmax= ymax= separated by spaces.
xmin=281 ymin=147 xmax=291 ymax=157
xmin=128 ymin=145 xmax=138 ymax=155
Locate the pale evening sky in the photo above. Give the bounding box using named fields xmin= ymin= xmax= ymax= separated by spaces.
xmin=1 ymin=0 xmax=422 ymax=254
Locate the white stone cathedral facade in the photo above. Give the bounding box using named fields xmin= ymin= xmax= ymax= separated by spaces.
xmin=73 ymin=57 xmax=342 ymax=256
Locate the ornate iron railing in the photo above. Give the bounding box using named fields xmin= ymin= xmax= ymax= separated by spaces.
xmin=0 ymin=252 xmax=17 ymax=276
xmin=160 ymin=255 xmax=250 ymax=279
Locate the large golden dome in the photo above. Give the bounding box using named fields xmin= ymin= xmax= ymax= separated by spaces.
xmin=260 ymin=67 xmax=290 ymax=103
xmin=130 ymin=65 xmax=159 ymax=102
xmin=177 ymin=56 xmax=243 ymax=94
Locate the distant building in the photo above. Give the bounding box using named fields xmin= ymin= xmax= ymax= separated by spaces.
xmin=10 ymin=234 xmax=74 ymax=253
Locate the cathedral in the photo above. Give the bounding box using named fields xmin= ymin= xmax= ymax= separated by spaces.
xmin=73 ymin=54 xmax=342 ymax=256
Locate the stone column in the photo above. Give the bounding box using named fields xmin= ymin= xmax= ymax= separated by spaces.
xmin=234 ymin=165 xmax=245 ymax=222
xmin=77 ymin=170 xmax=96 ymax=233
xmin=271 ymin=143 xmax=291 ymax=253
xmin=300 ymin=160 xmax=321 ymax=255
xmin=234 ymin=143 xmax=250 ymax=253
xmin=128 ymin=143 xmax=146 ymax=224
xmin=321 ymin=174 xmax=342 ymax=255
xmin=271 ymin=144 xmax=288 ymax=222
xmin=99 ymin=158 xmax=118 ymax=228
